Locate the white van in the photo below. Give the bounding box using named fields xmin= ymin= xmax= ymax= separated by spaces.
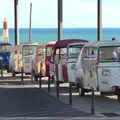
xmin=10 ymin=42 xmax=39 ymax=76
xmin=75 ymin=40 xmax=120 ymax=102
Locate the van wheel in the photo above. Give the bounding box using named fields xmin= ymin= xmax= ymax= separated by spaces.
xmin=78 ymin=87 xmax=85 ymax=96
xmin=34 ymin=75 xmax=38 ymax=81
xmin=7 ymin=68 xmax=11 ymax=73
xmin=100 ymin=92 xmax=105 ymax=96
xmin=12 ymin=69 xmax=15 ymax=77
xmin=116 ymin=88 xmax=120 ymax=102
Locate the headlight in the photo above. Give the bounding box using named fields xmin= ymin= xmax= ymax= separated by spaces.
xmin=102 ymin=69 xmax=111 ymax=76
xmin=71 ymin=64 xmax=76 ymax=69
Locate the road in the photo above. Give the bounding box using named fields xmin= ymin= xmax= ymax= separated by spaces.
xmin=0 ymin=74 xmax=120 ymax=120
xmin=0 ymin=74 xmax=88 ymax=118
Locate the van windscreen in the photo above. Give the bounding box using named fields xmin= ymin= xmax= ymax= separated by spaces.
xmin=99 ymin=46 xmax=120 ymax=62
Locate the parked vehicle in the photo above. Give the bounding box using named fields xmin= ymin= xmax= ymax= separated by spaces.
xmin=31 ymin=42 xmax=55 ymax=81
xmin=0 ymin=42 xmax=12 ymax=72
xmin=10 ymin=42 xmax=39 ymax=76
xmin=75 ymin=40 xmax=120 ymax=102
xmin=49 ymin=39 xmax=88 ymax=86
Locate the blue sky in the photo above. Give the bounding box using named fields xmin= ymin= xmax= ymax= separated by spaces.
xmin=0 ymin=0 xmax=120 ymax=28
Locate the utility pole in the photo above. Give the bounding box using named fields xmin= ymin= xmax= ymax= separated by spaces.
xmin=14 ymin=0 xmax=19 ymax=45
xmin=29 ymin=3 xmax=32 ymax=42
xmin=97 ymin=0 xmax=102 ymax=41
xmin=58 ymin=0 xmax=63 ymax=41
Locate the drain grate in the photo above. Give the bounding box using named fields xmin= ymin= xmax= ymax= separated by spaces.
xmin=101 ymin=113 xmax=120 ymax=117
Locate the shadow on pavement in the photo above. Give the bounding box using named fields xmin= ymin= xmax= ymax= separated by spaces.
xmin=0 ymin=87 xmax=88 ymax=117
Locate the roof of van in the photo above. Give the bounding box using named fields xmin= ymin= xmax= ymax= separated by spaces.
xmin=20 ymin=42 xmax=39 ymax=46
xmin=0 ymin=42 xmax=11 ymax=45
xmin=53 ymin=39 xmax=88 ymax=48
xmin=46 ymin=41 xmax=56 ymax=47
xmin=84 ymin=40 xmax=120 ymax=47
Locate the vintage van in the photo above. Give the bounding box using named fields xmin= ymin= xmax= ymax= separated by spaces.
xmin=10 ymin=42 xmax=39 ymax=76
xmin=75 ymin=40 xmax=120 ymax=102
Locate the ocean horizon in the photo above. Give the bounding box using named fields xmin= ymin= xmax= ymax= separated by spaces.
xmin=0 ymin=28 xmax=120 ymax=45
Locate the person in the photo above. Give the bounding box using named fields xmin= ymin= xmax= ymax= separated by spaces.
xmin=112 ymin=37 xmax=116 ymax=41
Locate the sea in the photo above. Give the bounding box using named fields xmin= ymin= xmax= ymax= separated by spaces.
xmin=0 ymin=28 xmax=120 ymax=45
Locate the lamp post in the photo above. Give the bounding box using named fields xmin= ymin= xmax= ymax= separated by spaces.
xmin=97 ymin=0 xmax=102 ymax=41
xmin=14 ymin=0 xmax=19 ymax=45
xmin=29 ymin=3 xmax=32 ymax=42
xmin=58 ymin=0 xmax=63 ymax=41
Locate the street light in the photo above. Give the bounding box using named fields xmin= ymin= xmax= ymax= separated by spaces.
xmin=58 ymin=0 xmax=63 ymax=41
xmin=29 ymin=3 xmax=32 ymax=42
xmin=97 ymin=0 xmax=102 ymax=41
xmin=14 ymin=0 xmax=19 ymax=45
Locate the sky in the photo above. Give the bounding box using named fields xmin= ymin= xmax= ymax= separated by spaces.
xmin=0 ymin=0 xmax=120 ymax=28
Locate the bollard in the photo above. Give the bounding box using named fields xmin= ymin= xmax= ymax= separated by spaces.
xmin=0 ymin=67 xmax=3 ymax=77
xmin=56 ymin=76 xmax=59 ymax=98
xmin=48 ymin=76 xmax=50 ymax=92
xmin=21 ymin=67 xmax=23 ymax=82
xmin=31 ymin=70 xmax=33 ymax=84
xmin=39 ymin=72 xmax=41 ymax=88
xmin=91 ymin=87 xmax=95 ymax=115
xmin=69 ymin=82 xmax=72 ymax=105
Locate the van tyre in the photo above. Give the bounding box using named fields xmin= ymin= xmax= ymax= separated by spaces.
xmin=12 ymin=69 xmax=15 ymax=77
xmin=100 ymin=92 xmax=105 ymax=96
xmin=78 ymin=87 xmax=85 ymax=96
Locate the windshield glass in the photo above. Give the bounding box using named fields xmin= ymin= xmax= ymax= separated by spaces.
xmin=23 ymin=45 xmax=38 ymax=56
xmin=37 ymin=47 xmax=46 ymax=55
xmin=99 ymin=46 xmax=120 ymax=62
xmin=0 ymin=45 xmax=12 ymax=52
xmin=68 ymin=45 xmax=84 ymax=58
xmin=46 ymin=47 xmax=52 ymax=57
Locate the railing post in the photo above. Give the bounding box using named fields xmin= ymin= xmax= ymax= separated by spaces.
xmin=0 ymin=67 xmax=3 ymax=77
xmin=69 ymin=82 xmax=72 ymax=105
xmin=39 ymin=72 xmax=41 ymax=88
xmin=21 ymin=67 xmax=23 ymax=82
xmin=91 ymin=87 xmax=95 ymax=115
xmin=56 ymin=76 xmax=59 ymax=98
xmin=48 ymin=76 xmax=50 ymax=92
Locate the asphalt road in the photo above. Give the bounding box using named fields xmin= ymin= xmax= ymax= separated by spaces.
xmin=0 ymin=76 xmax=88 ymax=117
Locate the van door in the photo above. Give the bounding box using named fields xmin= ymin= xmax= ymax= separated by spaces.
xmin=14 ymin=50 xmax=19 ymax=72
xmin=60 ymin=48 xmax=68 ymax=82
xmin=67 ymin=45 xmax=83 ymax=84
xmin=23 ymin=47 xmax=33 ymax=73
xmin=54 ymin=49 xmax=63 ymax=82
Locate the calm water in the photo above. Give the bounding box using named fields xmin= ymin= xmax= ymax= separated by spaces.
xmin=0 ymin=28 xmax=120 ymax=45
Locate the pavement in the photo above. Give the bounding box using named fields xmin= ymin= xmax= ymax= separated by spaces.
xmin=0 ymin=74 xmax=120 ymax=119
xmin=0 ymin=74 xmax=88 ymax=119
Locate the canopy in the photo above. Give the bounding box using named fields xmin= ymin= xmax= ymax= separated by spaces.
xmin=53 ymin=39 xmax=88 ymax=49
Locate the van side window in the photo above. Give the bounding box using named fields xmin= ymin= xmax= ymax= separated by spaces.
xmin=54 ymin=49 xmax=59 ymax=63
xmin=83 ymin=47 xmax=90 ymax=59
xmin=90 ymin=47 xmax=98 ymax=59
xmin=50 ymin=49 xmax=54 ymax=62
xmin=15 ymin=50 xmax=17 ymax=54
xmin=60 ymin=48 xmax=67 ymax=59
